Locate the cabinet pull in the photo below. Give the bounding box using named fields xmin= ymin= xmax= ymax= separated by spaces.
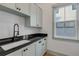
xmin=23 ymin=50 xmax=25 ymax=52
xmin=26 ymin=48 xmax=28 ymax=50
xmin=39 ymin=41 xmax=41 ymax=43
xmin=17 ymin=8 xmax=19 ymax=10
xmin=16 ymin=8 xmax=21 ymax=11
xmin=19 ymin=8 xmax=21 ymax=11
xmin=44 ymin=39 xmax=46 ymax=40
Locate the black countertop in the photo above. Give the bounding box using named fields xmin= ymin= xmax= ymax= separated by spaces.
xmin=0 ymin=33 xmax=47 ymax=56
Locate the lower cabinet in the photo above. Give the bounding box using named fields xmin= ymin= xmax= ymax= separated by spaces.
xmin=35 ymin=37 xmax=47 ymax=56
xmin=6 ymin=43 xmax=36 ymax=56
xmin=42 ymin=38 xmax=47 ymax=55
xmin=35 ymin=39 xmax=43 ymax=56
xmin=6 ymin=38 xmax=47 ymax=56
xmin=22 ymin=43 xmax=36 ymax=56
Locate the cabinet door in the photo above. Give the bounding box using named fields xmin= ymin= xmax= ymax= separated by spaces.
xmin=36 ymin=38 xmax=47 ymax=56
xmin=0 ymin=3 xmax=16 ymax=10
xmin=22 ymin=43 xmax=36 ymax=56
xmin=36 ymin=39 xmax=43 ymax=56
xmin=30 ymin=4 xmax=37 ymax=27
xmin=41 ymin=38 xmax=47 ymax=55
xmin=36 ymin=6 xmax=42 ymax=27
xmin=15 ymin=3 xmax=30 ymax=16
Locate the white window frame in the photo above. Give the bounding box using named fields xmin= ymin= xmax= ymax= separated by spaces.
xmin=53 ymin=3 xmax=78 ymax=40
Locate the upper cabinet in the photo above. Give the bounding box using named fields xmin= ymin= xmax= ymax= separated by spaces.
xmin=29 ymin=4 xmax=42 ymax=27
xmin=15 ymin=3 xmax=30 ymax=16
xmin=0 ymin=3 xmax=42 ymax=28
xmin=30 ymin=4 xmax=37 ymax=27
xmin=0 ymin=3 xmax=16 ymax=10
xmin=0 ymin=3 xmax=30 ymax=16
xmin=36 ymin=5 xmax=42 ymax=27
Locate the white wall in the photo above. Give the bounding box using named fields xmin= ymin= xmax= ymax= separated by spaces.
xmin=38 ymin=3 xmax=79 ymax=56
xmin=0 ymin=10 xmax=41 ymax=39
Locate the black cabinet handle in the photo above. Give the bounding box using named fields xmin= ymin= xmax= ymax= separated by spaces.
xmin=44 ymin=39 xmax=46 ymax=40
xmin=26 ymin=48 xmax=28 ymax=50
xmin=23 ymin=50 xmax=25 ymax=52
xmin=23 ymin=48 xmax=28 ymax=52
xmin=39 ymin=41 xmax=41 ymax=43
xmin=16 ymin=8 xmax=21 ymax=11
xmin=19 ymin=8 xmax=21 ymax=11
xmin=17 ymin=8 xmax=19 ymax=9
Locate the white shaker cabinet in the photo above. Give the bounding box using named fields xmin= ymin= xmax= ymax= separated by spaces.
xmin=0 ymin=3 xmax=42 ymax=28
xmin=0 ymin=3 xmax=30 ymax=16
xmin=36 ymin=5 xmax=42 ymax=27
xmin=6 ymin=43 xmax=36 ymax=56
xmin=42 ymin=38 xmax=47 ymax=55
xmin=0 ymin=3 xmax=16 ymax=10
xmin=35 ymin=39 xmax=43 ymax=56
xmin=30 ymin=4 xmax=37 ymax=27
xmin=22 ymin=43 xmax=36 ymax=56
xmin=15 ymin=3 xmax=30 ymax=16
xmin=29 ymin=4 xmax=42 ymax=27
xmin=35 ymin=38 xmax=47 ymax=56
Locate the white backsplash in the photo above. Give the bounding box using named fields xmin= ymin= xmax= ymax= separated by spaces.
xmin=0 ymin=10 xmax=41 ymax=39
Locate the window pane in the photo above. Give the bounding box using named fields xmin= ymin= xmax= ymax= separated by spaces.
xmin=55 ymin=7 xmax=64 ymax=22
xmin=64 ymin=28 xmax=76 ymax=37
xmin=56 ymin=22 xmax=64 ymax=28
xmin=56 ymin=28 xmax=65 ymax=36
xmin=55 ymin=8 xmax=59 ymax=13
xmin=65 ymin=21 xmax=75 ymax=28
xmin=65 ymin=5 xmax=76 ymax=21
xmin=72 ymin=4 xmax=77 ymax=10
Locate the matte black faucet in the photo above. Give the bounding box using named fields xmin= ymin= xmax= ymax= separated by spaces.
xmin=13 ymin=24 xmax=19 ymax=37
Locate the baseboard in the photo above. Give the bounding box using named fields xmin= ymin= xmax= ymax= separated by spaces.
xmin=47 ymin=50 xmax=67 ymax=56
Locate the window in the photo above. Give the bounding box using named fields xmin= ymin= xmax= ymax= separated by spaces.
xmin=72 ymin=4 xmax=77 ymax=10
xmin=56 ymin=8 xmax=59 ymax=13
xmin=54 ymin=4 xmax=77 ymax=40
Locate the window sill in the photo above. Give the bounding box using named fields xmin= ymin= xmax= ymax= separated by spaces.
xmin=54 ymin=36 xmax=77 ymax=40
